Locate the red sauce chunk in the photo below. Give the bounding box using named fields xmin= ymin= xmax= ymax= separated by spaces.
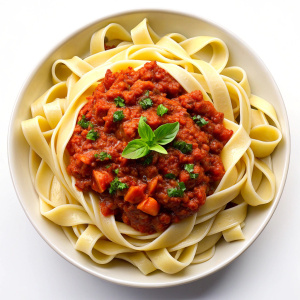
xmin=66 ymin=61 xmax=233 ymax=234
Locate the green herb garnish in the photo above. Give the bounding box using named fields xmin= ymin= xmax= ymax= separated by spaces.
xmin=184 ymin=164 xmax=194 ymax=173
xmin=190 ymin=173 xmax=199 ymax=179
xmin=113 ymin=110 xmax=125 ymax=122
xmin=105 ymin=165 xmax=111 ymax=169
xmin=114 ymin=96 xmax=125 ymax=107
xmin=122 ymin=117 xmax=179 ymax=159
xmin=167 ymin=182 xmax=186 ymax=197
xmin=165 ymin=173 xmax=176 ymax=179
xmin=192 ymin=115 xmax=208 ymax=127
xmin=94 ymin=152 xmax=112 ymax=161
xmin=143 ymin=154 xmax=153 ymax=165
xmin=157 ymin=104 xmax=168 ymax=117
xmin=184 ymin=164 xmax=199 ymax=179
xmin=140 ymin=98 xmax=153 ymax=109
xmin=86 ymin=129 xmax=99 ymax=141
xmin=173 ymin=140 xmax=193 ymax=154
xmin=78 ymin=115 xmax=93 ymax=129
xmin=114 ymin=168 xmax=119 ymax=175
xmin=109 ymin=178 xmax=129 ymax=194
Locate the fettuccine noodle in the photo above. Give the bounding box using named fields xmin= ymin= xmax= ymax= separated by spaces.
xmin=21 ymin=19 xmax=281 ymax=275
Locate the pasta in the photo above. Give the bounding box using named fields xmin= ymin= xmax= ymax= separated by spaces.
xmin=21 ymin=18 xmax=282 ymax=275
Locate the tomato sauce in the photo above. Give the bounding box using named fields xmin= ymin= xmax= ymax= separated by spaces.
xmin=66 ymin=61 xmax=233 ymax=234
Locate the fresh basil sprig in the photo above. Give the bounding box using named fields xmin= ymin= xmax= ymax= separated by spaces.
xmin=122 ymin=117 xmax=179 ymax=159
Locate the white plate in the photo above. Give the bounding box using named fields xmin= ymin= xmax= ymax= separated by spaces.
xmin=8 ymin=9 xmax=290 ymax=288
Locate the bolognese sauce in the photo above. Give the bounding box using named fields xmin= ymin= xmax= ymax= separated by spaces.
xmin=66 ymin=61 xmax=233 ymax=234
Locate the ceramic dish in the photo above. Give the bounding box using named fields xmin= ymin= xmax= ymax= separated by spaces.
xmin=8 ymin=10 xmax=290 ymax=287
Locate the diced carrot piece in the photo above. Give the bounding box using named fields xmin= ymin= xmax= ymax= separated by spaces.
xmin=78 ymin=153 xmax=94 ymax=164
xmin=148 ymin=176 xmax=159 ymax=195
xmin=124 ymin=185 xmax=146 ymax=204
xmin=137 ymin=197 xmax=160 ymax=216
xmin=92 ymin=170 xmax=113 ymax=193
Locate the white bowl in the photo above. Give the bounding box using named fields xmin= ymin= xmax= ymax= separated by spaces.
xmin=8 ymin=9 xmax=290 ymax=288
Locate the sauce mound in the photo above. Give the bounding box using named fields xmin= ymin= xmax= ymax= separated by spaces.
xmin=66 ymin=61 xmax=233 ymax=234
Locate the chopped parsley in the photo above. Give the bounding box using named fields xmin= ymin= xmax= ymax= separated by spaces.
xmin=86 ymin=129 xmax=99 ymax=141
xmin=157 ymin=104 xmax=168 ymax=117
xmin=94 ymin=152 xmax=112 ymax=161
xmin=114 ymin=96 xmax=125 ymax=107
xmin=165 ymin=173 xmax=176 ymax=179
xmin=192 ymin=115 xmax=208 ymax=127
xmin=78 ymin=115 xmax=93 ymax=129
xmin=184 ymin=164 xmax=194 ymax=173
xmin=140 ymin=98 xmax=153 ymax=109
xmin=114 ymin=168 xmax=119 ymax=175
xmin=105 ymin=165 xmax=111 ymax=169
xmin=113 ymin=110 xmax=125 ymax=122
xmin=167 ymin=182 xmax=186 ymax=197
xmin=109 ymin=178 xmax=129 ymax=194
xmin=190 ymin=173 xmax=199 ymax=179
xmin=184 ymin=164 xmax=199 ymax=179
xmin=173 ymin=140 xmax=193 ymax=154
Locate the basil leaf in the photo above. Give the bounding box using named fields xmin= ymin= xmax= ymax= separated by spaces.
xmin=138 ymin=116 xmax=155 ymax=142
xmin=157 ymin=104 xmax=168 ymax=117
xmin=154 ymin=122 xmax=179 ymax=145
xmin=113 ymin=110 xmax=125 ymax=122
xmin=114 ymin=96 xmax=125 ymax=107
xmin=149 ymin=143 xmax=168 ymax=154
xmin=122 ymin=140 xmax=150 ymax=159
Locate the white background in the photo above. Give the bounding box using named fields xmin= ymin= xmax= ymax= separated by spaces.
xmin=1 ymin=0 xmax=299 ymax=299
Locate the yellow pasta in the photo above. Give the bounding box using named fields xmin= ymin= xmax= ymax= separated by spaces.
xmin=21 ymin=19 xmax=281 ymax=275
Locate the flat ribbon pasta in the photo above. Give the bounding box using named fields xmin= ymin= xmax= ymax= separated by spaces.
xmin=21 ymin=18 xmax=281 ymax=275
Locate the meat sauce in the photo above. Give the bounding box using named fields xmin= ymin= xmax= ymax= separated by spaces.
xmin=66 ymin=61 xmax=233 ymax=234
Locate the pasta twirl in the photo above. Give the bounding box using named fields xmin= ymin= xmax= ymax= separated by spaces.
xmin=21 ymin=19 xmax=281 ymax=275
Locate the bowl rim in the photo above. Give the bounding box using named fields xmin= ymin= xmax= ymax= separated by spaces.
xmin=8 ymin=8 xmax=291 ymax=288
